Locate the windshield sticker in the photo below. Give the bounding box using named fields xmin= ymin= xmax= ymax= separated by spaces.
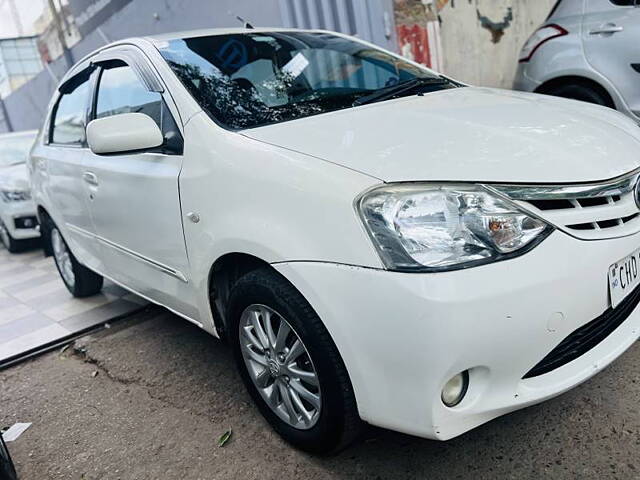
xmin=216 ymin=39 xmax=249 ymax=70
xmin=282 ymin=53 xmax=309 ymax=79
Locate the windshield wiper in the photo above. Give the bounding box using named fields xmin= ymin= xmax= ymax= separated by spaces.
xmin=353 ymin=77 xmax=450 ymax=107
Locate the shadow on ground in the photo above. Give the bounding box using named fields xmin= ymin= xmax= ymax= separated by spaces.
xmin=1 ymin=307 xmax=639 ymax=479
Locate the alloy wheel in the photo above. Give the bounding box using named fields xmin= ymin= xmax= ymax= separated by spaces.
xmin=239 ymin=304 xmax=322 ymax=430
xmin=51 ymin=228 xmax=75 ymax=288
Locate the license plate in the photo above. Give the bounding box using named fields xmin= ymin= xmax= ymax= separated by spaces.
xmin=608 ymin=248 xmax=640 ymax=309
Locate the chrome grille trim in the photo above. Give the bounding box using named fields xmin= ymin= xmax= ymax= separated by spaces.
xmin=490 ymin=168 xmax=640 ymax=201
xmin=485 ymin=168 xmax=640 ymax=240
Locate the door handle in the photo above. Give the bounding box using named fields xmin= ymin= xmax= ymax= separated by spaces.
xmin=82 ymin=171 xmax=98 ymax=186
xmin=589 ymin=24 xmax=624 ymax=35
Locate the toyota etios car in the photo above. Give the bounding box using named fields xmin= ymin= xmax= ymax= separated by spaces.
xmin=30 ymin=28 xmax=640 ymax=452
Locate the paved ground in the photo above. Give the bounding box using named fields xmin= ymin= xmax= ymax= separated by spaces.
xmin=2 ymin=307 xmax=639 ymax=480
xmin=0 ymin=244 xmax=145 ymax=362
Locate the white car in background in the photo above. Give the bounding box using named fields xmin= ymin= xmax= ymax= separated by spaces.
xmin=29 ymin=28 xmax=640 ymax=452
xmin=514 ymin=0 xmax=640 ymax=122
xmin=0 ymin=130 xmax=39 ymax=252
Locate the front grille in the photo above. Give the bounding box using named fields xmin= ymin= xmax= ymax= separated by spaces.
xmin=523 ymin=285 xmax=640 ymax=378
xmin=491 ymin=169 xmax=640 ymax=240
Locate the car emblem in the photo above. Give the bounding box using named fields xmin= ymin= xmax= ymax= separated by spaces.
xmin=268 ymin=359 xmax=281 ymax=377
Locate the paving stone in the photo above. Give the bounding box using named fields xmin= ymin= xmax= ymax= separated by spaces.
xmin=0 ymin=244 xmax=148 ymax=361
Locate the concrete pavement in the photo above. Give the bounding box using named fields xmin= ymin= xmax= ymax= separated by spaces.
xmin=1 ymin=306 xmax=639 ymax=479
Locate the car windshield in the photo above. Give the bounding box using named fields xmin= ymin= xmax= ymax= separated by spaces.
xmin=0 ymin=133 xmax=36 ymax=167
xmin=158 ymin=31 xmax=455 ymax=129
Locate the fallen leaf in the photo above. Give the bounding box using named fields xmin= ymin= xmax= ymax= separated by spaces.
xmin=217 ymin=428 xmax=232 ymax=447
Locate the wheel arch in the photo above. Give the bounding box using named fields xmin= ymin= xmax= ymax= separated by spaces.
xmin=534 ymin=75 xmax=616 ymax=108
xmin=207 ymin=252 xmax=278 ymax=337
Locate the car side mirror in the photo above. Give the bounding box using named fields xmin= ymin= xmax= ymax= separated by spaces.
xmin=86 ymin=113 xmax=163 ymax=155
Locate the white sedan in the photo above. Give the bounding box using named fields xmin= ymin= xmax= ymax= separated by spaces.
xmin=0 ymin=130 xmax=39 ymax=252
xmin=29 ymin=28 xmax=640 ymax=452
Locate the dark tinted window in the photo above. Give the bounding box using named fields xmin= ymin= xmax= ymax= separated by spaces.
xmin=610 ymin=0 xmax=635 ymax=5
xmin=96 ymin=63 xmax=162 ymax=125
xmin=159 ymin=32 xmax=451 ymax=129
xmin=51 ymin=75 xmax=91 ymax=145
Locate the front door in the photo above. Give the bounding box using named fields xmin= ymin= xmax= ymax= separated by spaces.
xmin=83 ymin=58 xmax=199 ymax=321
xmin=583 ymin=0 xmax=640 ymax=116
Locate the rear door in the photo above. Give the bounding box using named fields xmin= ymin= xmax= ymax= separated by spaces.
xmin=83 ymin=50 xmax=199 ymax=321
xmin=582 ymin=0 xmax=640 ymax=116
xmin=34 ymin=65 xmax=105 ymax=272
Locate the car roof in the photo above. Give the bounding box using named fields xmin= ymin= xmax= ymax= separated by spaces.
xmin=63 ymin=28 xmax=350 ymax=88
xmin=145 ymin=27 xmax=326 ymax=44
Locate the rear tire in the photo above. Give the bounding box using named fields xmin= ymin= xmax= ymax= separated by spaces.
xmin=50 ymin=226 xmax=103 ymax=297
xmin=227 ymin=267 xmax=361 ymax=454
xmin=542 ymin=82 xmax=613 ymax=108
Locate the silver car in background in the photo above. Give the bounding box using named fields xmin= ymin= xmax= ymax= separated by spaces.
xmin=514 ymin=0 xmax=639 ymax=122
xmin=0 ymin=130 xmax=39 ymax=252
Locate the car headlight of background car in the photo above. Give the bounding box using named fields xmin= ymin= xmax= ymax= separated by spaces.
xmin=357 ymin=184 xmax=553 ymax=272
xmin=0 ymin=189 xmax=31 ymax=203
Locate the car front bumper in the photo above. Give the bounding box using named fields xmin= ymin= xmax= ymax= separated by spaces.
xmin=274 ymin=230 xmax=640 ymax=440
xmin=0 ymin=199 xmax=39 ymax=240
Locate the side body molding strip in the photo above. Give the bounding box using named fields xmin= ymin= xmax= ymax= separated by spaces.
xmin=65 ymin=223 xmax=189 ymax=283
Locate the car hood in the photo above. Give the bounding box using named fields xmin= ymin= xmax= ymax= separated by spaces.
xmin=242 ymin=87 xmax=640 ymax=184
xmin=0 ymin=163 xmax=30 ymax=191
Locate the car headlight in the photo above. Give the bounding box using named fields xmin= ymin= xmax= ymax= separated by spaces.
xmin=0 ymin=189 xmax=31 ymax=202
xmin=356 ymin=184 xmax=553 ymax=272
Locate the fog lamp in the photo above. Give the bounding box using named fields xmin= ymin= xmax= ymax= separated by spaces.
xmin=441 ymin=371 xmax=469 ymax=407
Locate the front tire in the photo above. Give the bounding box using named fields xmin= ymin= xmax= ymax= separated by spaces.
xmin=50 ymin=226 xmax=103 ymax=297
xmin=0 ymin=220 xmax=23 ymax=253
xmin=227 ymin=268 xmax=361 ymax=453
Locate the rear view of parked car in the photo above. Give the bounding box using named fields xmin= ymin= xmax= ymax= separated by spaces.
xmin=514 ymin=0 xmax=640 ymax=122
xmin=29 ymin=28 xmax=640 ymax=453
xmin=0 ymin=130 xmax=39 ymax=253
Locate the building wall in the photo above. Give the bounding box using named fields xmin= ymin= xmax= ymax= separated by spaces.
xmin=439 ymin=0 xmax=556 ymax=88
xmin=0 ymin=36 xmax=43 ymax=98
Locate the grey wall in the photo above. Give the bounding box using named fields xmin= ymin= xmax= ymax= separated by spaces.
xmin=439 ymin=0 xmax=556 ymax=88
xmin=0 ymin=0 xmax=286 ymax=133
